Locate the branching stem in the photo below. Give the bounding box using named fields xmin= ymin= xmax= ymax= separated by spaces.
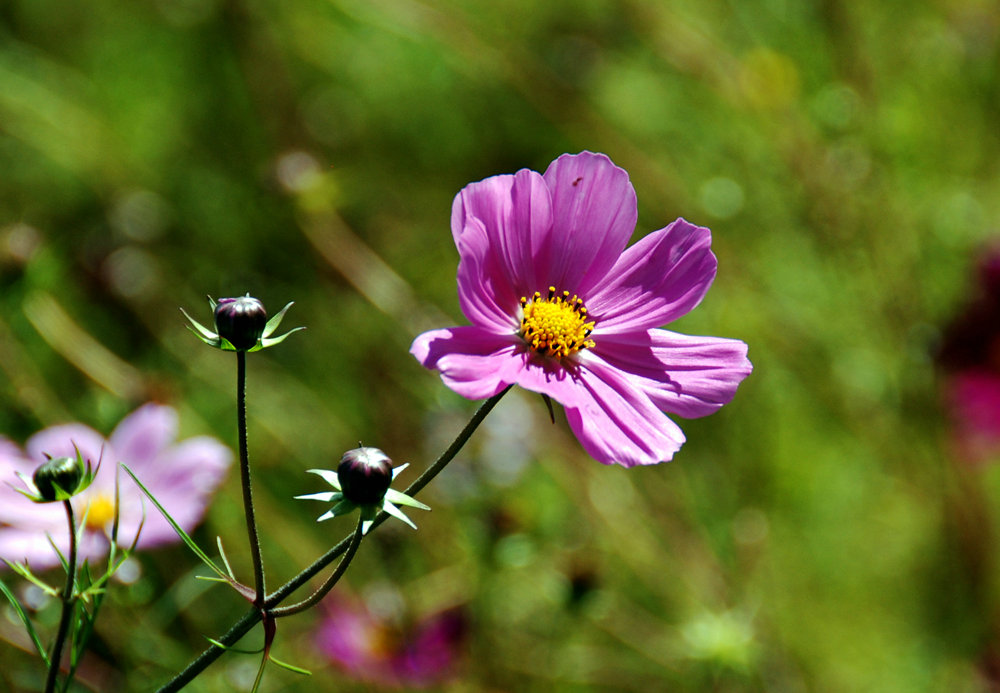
xmin=156 ymin=386 xmax=511 ymax=692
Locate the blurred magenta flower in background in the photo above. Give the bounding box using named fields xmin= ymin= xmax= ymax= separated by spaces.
xmin=314 ymin=594 xmax=466 ymax=688
xmin=937 ymin=243 xmax=1000 ymax=463
xmin=0 ymin=403 xmax=231 ymax=569
xmin=412 ymin=152 xmax=752 ymax=466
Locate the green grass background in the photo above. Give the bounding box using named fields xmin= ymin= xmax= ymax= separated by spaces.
xmin=1 ymin=0 xmax=998 ymax=690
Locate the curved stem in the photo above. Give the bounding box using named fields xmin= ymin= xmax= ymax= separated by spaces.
xmin=156 ymin=386 xmax=510 ymax=692
xmin=237 ymin=350 xmax=266 ymax=607
xmin=44 ymin=500 xmax=77 ymax=693
xmin=271 ymin=516 xmax=364 ymax=618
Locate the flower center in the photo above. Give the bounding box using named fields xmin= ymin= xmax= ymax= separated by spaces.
xmin=519 ymin=286 xmax=596 ymax=358
xmin=85 ymin=494 xmax=116 ymax=533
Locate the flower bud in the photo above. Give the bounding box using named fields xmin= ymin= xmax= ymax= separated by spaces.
xmin=337 ymin=447 xmax=393 ymax=506
xmin=33 ymin=456 xmax=83 ymax=502
xmin=214 ymin=295 xmax=267 ymax=350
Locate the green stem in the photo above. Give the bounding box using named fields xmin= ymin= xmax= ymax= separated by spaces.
xmin=156 ymin=386 xmax=511 ymax=692
xmin=238 ymin=350 xmax=266 ymax=607
xmin=271 ymin=516 xmax=365 ymax=618
xmin=44 ymin=500 xmax=77 ymax=693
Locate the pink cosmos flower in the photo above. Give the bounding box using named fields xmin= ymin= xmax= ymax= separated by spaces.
xmin=411 ymin=152 xmax=752 ymax=466
xmin=0 ymin=403 xmax=231 ymax=570
xmin=315 ymin=595 xmax=466 ymax=688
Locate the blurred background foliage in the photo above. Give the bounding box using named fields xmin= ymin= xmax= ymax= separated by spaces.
xmin=0 ymin=0 xmax=998 ymax=690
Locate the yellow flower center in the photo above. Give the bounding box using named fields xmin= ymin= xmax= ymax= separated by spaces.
xmin=519 ymin=286 xmax=596 ymax=358
xmin=85 ymin=494 xmax=116 ymax=532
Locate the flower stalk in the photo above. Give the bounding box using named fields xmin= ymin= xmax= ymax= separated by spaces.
xmin=44 ymin=500 xmax=77 ymax=693
xmin=271 ymin=516 xmax=365 ymax=618
xmin=237 ymin=350 xmax=266 ymax=607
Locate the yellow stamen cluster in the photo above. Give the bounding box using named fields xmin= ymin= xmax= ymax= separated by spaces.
xmin=519 ymin=286 xmax=596 ymax=358
xmin=85 ymin=494 xmax=116 ymax=532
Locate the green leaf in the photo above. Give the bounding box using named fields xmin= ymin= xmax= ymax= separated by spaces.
xmin=121 ymin=465 xmax=225 ymax=578
xmin=7 ymin=560 xmax=59 ymax=597
xmin=205 ymin=637 xmax=263 ymax=655
xmin=217 ymin=537 xmax=236 ymax=580
xmin=0 ymin=577 xmax=49 ymax=665
xmin=269 ymin=656 xmax=312 ymax=675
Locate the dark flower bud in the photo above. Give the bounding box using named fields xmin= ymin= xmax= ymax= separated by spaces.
xmin=337 ymin=447 xmax=393 ymax=506
xmin=33 ymin=456 xmax=83 ymax=502
xmin=214 ymin=295 xmax=267 ymax=350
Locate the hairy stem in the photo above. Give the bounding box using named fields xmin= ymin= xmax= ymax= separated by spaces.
xmin=44 ymin=500 xmax=77 ymax=693
xmin=238 ymin=350 xmax=266 ymax=607
xmin=156 ymin=386 xmax=511 ymax=692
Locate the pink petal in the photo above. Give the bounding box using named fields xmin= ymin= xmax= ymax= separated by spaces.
xmin=123 ymin=437 xmax=231 ymax=546
xmin=0 ymin=526 xmax=109 ymax=571
xmin=411 ymin=327 xmax=527 ymax=400
xmin=452 ymin=169 xmax=554 ymax=298
xmin=568 ymin=354 xmax=686 ymax=466
xmin=451 ymin=173 xmax=514 ymax=251
xmin=541 ymin=152 xmax=637 ymax=295
xmin=586 ymin=218 xmax=716 ymax=334
xmin=594 ymin=329 xmax=752 ymax=418
xmin=511 ymin=353 xmax=685 ymax=467
xmin=26 ymin=424 xmax=107 ymax=467
xmin=109 ymin=404 xmax=178 ymax=465
xmin=455 ymin=218 xmax=521 ymax=331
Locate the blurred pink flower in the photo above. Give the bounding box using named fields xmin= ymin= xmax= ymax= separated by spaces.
xmin=315 ymin=595 xmax=466 ymax=688
xmin=411 ymin=151 xmax=752 ymax=466
xmin=937 ymin=242 xmax=1000 ymax=463
xmin=946 ymin=370 xmax=1000 ymax=462
xmin=0 ymin=403 xmax=231 ymax=569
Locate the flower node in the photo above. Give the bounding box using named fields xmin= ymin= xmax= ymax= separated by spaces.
xmin=33 ymin=456 xmax=83 ymax=502
xmin=519 ymin=286 xmax=596 ymax=358
xmin=338 ymin=447 xmax=394 ymax=506
xmin=214 ymin=295 xmax=267 ymax=351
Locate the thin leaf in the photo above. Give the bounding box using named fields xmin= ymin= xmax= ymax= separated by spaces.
xmin=204 ymin=637 xmax=263 ymax=654
xmin=217 ymin=537 xmax=236 ymax=580
xmin=7 ymin=561 xmax=59 ymax=596
xmin=121 ymin=465 xmax=224 ymax=578
xmin=0 ymin=577 xmax=49 ymax=665
xmin=268 ymin=657 xmax=312 ymax=675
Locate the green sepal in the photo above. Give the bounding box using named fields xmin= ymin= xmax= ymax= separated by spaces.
xmin=179 ymin=307 xmax=220 ymax=345
xmin=262 ymin=301 xmax=294 ymax=338
xmin=257 ymin=326 xmax=306 ymax=350
xmin=379 ymin=501 xmax=416 ymax=531
xmin=317 ymin=498 xmax=354 ymax=522
xmin=385 ymin=488 xmax=431 ymax=510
